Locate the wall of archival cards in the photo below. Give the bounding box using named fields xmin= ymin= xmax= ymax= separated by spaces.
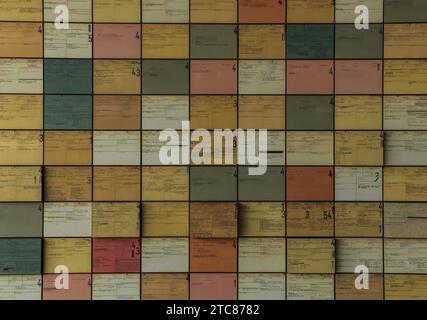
xmin=0 ymin=0 xmax=427 ymax=300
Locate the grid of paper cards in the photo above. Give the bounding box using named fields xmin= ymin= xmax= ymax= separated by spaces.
xmin=1 ymin=0 xmax=427 ymax=300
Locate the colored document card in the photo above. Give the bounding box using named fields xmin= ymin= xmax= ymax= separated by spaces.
xmin=1 ymin=0 xmax=427 ymax=302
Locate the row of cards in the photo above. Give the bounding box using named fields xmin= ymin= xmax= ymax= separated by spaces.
xmin=1 ymin=22 xmax=426 ymax=59
xmin=2 ymin=273 xmax=427 ymax=300
xmin=2 ymin=237 xmax=427 ymax=274
xmin=1 ymin=201 xmax=427 ymax=238
xmin=1 ymin=95 xmax=426 ymax=130
xmin=1 ymin=0 xmax=426 ymax=23
xmin=0 ymin=166 xmax=426 ymax=201
xmin=0 ymin=130 xmax=426 ymax=166
xmin=1 ymin=59 xmax=427 ymax=94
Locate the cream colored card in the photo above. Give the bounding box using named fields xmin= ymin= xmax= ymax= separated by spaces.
xmin=335 ymin=167 xmax=382 ymax=201
xmin=142 ymin=96 xmax=189 ymax=130
xmin=384 ymin=203 xmax=427 ymax=238
xmin=44 ymin=202 xmax=91 ymax=237
xmin=287 ymin=239 xmax=335 ymax=274
xmin=142 ymin=0 xmax=189 ymax=23
xmin=385 ymin=131 xmax=427 ymax=165
xmin=0 ymin=59 xmax=43 ymax=94
xmin=287 ymin=274 xmax=334 ymax=300
xmin=92 ymin=274 xmax=140 ymax=300
xmin=141 ymin=238 xmax=188 ymax=272
xmin=239 ymin=238 xmax=286 ymax=272
xmin=93 ymin=131 xmax=140 ymax=165
xmin=335 ymin=0 xmax=383 ymax=23
xmin=336 ymin=238 xmax=383 ymax=273
xmin=92 ymin=202 xmax=140 ymax=237
xmin=384 ymin=96 xmax=427 ymax=130
xmin=239 ymin=96 xmax=285 ymax=130
xmin=335 ymin=202 xmax=382 ymax=237
xmin=0 ymin=275 xmax=41 ymax=300
xmin=44 ymin=23 xmax=92 ymax=58
xmin=238 ymin=274 xmax=286 ymax=300
xmin=239 ymin=60 xmax=285 ymax=94
xmin=142 ymin=166 xmax=188 ymax=201
xmin=385 ymin=239 xmax=427 ymax=273
xmin=238 ymin=202 xmax=285 ymax=237
xmin=287 ymin=131 xmax=333 ymax=165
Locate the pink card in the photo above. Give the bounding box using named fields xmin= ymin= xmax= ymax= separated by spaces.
xmin=93 ymin=238 xmax=140 ymax=273
xmin=190 ymin=273 xmax=237 ymax=300
xmin=336 ymin=60 xmax=383 ymax=94
xmin=94 ymin=24 xmax=141 ymax=59
xmin=191 ymin=60 xmax=238 ymax=94
xmin=43 ymin=274 xmax=91 ymax=300
xmin=287 ymin=60 xmax=334 ymax=94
